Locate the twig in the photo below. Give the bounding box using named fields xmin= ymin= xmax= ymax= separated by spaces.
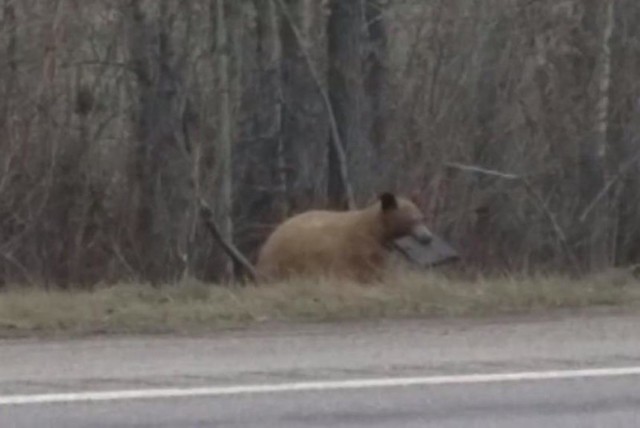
xmin=445 ymin=162 xmax=581 ymax=273
xmin=198 ymin=197 xmax=258 ymax=282
xmin=444 ymin=162 xmax=520 ymax=180
xmin=274 ymin=0 xmax=355 ymax=209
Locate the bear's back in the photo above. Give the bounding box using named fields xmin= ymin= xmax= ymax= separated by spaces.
xmin=255 ymin=209 xmax=380 ymax=281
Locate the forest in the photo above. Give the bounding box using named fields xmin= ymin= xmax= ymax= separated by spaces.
xmin=0 ymin=0 xmax=637 ymax=288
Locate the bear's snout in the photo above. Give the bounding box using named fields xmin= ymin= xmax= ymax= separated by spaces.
xmin=411 ymin=224 xmax=433 ymax=245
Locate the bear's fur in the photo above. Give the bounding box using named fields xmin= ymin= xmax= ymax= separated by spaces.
xmin=255 ymin=193 xmax=433 ymax=282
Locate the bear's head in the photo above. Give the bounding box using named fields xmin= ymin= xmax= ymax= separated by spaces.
xmin=379 ymin=192 xmax=433 ymax=245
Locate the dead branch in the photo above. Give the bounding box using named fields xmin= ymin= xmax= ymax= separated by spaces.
xmin=519 ymin=180 xmax=580 ymax=272
xmin=274 ymin=0 xmax=355 ymax=209
xmin=198 ymin=197 xmax=258 ymax=282
xmin=444 ymin=162 xmax=520 ymax=180
xmin=0 ymin=251 xmax=38 ymax=288
xmin=445 ymin=162 xmax=581 ymax=272
xmin=579 ymin=148 xmax=640 ymax=223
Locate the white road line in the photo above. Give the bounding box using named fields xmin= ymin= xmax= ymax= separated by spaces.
xmin=2 ymin=366 xmax=640 ymax=406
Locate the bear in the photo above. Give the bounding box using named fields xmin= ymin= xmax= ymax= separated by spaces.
xmin=255 ymin=192 xmax=433 ymax=283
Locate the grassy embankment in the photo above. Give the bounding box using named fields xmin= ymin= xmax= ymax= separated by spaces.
xmin=0 ymin=268 xmax=639 ymax=338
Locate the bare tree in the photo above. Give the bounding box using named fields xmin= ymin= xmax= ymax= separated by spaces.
xmin=365 ymin=0 xmax=387 ymax=158
xmin=232 ymin=0 xmax=287 ymax=262
xmin=326 ymin=0 xmax=366 ymax=209
xmin=278 ymin=0 xmax=330 ymax=212
xmin=610 ymin=0 xmax=640 ymax=265
xmin=578 ymin=0 xmax=615 ymax=270
xmin=213 ymin=0 xmax=234 ymax=280
xmin=126 ymin=0 xmax=191 ymax=284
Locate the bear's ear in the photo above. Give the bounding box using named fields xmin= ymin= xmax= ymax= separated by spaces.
xmin=379 ymin=192 xmax=398 ymax=211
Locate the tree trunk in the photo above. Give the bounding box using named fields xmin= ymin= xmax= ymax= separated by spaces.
xmin=250 ymin=0 xmax=286 ymax=220
xmin=327 ymin=0 xmax=366 ymax=209
xmin=2 ymin=0 xmax=16 ymax=118
xmin=365 ymin=0 xmax=387 ymax=163
xmin=610 ymin=1 xmax=640 ymax=265
xmin=580 ymin=0 xmax=615 ymax=270
xmin=279 ymin=0 xmax=331 ymax=213
xmin=264 ymin=0 xmax=288 ymax=220
xmin=215 ymin=0 xmax=234 ymax=281
xmin=126 ymin=0 xmax=190 ymax=284
xmin=222 ymin=0 xmax=289 ymax=265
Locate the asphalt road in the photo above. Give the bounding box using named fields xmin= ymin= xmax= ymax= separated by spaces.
xmin=2 ymin=310 xmax=640 ymax=427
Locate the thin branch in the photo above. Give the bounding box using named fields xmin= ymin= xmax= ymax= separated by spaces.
xmin=274 ymin=0 xmax=355 ymax=209
xmin=579 ymin=147 xmax=640 ymax=223
xmin=109 ymin=238 xmax=138 ymax=280
xmin=198 ymin=197 xmax=258 ymax=282
xmin=445 ymin=162 xmax=581 ymax=273
xmin=0 ymin=251 xmax=38 ymax=288
xmin=444 ymin=162 xmax=520 ymax=180
xmin=520 ymin=179 xmax=580 ymax=273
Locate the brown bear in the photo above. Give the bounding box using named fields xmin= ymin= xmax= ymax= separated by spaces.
xmin=255 ymin=192 xmax=433 ymax=283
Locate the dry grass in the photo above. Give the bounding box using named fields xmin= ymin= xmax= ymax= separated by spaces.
xmin=0 ymin=269 xmax=639 ymax=338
